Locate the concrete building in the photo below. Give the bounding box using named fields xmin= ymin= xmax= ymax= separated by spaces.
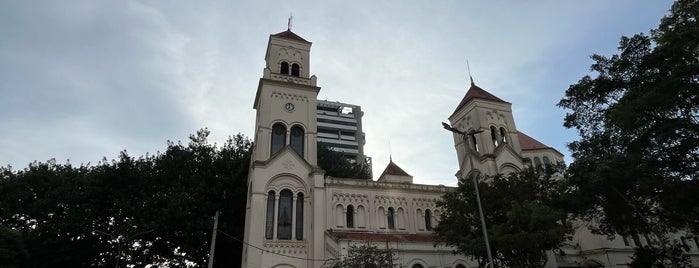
xmin=241 ymin=28 xmax=699 ymax=268
xmin=316 ymin=99 xmax=369 ymax=165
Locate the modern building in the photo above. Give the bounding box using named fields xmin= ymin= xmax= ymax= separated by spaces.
xmin=241 ymin=28 xmax=699 ymax=268
xmin=316 ymin=99 xmax=369 ymax=165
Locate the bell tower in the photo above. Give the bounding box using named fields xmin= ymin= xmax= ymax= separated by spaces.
xmin=447 ymin=80 xmax=524 ymax=178
xmin=243 ymin=28 xmax=327 ymax=268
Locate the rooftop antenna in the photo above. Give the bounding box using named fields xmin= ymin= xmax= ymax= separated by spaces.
xmin=287 ymin=13 xmax=293 ymax=31
xmin=467 ymin=60 xmax=474 ymax=86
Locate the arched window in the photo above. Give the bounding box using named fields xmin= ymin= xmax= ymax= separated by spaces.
xmin=277 ymin=189 xmax=293 ymax=240
xmin=296 ymin=193 xmax=304 ymax=240
xmin=271 ymin=123 xmax=286 ymax=156
xmin=455 ymin=264 xmax=466 ymax=268
xmin=265 ymin=191 xmax=275 ymax=239
xmin=471 ymin=134 xmax=479 ymax=152
xmin=534 ymin=157 xmax=542 ymax=171
xmin=500 ymin=127 xmax=508 ymax=144
xmin=280 ymin=62 xmax=289 ymax=75
xmin=387 ymin=207 xmax=395 ymax=230
xmin=291 ymin=63 xmax=300 ymax=77
xmin=346 ymin=205 xmax=354 ymax=228
xmin=543 ymin=156 xmax=551 ymax=166
xmin=425 ymin=209 xmax=432 ymax=231
xmin=412 ymin=264 xmax=424 ymax=268
xmin=290 ymin=125 xmax=304 ymax=157
xmin=490 ymin=126 xmax=499 ymax=147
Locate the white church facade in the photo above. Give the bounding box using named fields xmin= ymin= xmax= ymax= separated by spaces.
xmin=241 ymin=29 xmax=699 ymax=268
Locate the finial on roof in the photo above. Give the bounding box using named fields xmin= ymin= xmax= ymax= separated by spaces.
xmin=467 ymin=60 xmax=475 ymax=86
xmin=287 ymin=13 xmax=293 ymax=31
xmin=389 ymin=142 xmax=393 ymax=162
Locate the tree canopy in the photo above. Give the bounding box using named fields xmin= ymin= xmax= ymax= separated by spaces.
xmin=330 ymin=243 xmax=397 ymax=268
xmin=317 ymin=143 xmax=372 ymax=180
xmin=433 ymin=167 xmax=572 ymax=268
xmin=558 ymin=0 xmax=699 ymax=238
xmin=0 ymin=129 xmax=251 ymax=267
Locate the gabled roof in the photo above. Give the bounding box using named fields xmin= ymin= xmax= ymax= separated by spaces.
xmin=517 ymin=132 xmax=551 ymax=151
xmin=379 ymin=160 xmax=411 ymax=177
xmin=330 ymin=231 xmax=434 ymax=243
xmin=271 ymin=30 xmax=311 ymax=44
xmin=451 ymin=82 xmax=510 ymax=117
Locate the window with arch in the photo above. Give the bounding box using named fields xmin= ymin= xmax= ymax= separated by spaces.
xmin=346 ymin=205 xmax=354 ymax=228
xmin=296 ymin=193 xmax=304 ymax=240
xmin=412 ymin=264 xmax=424 ymax=268
xmin=471 ymin=134 xmax=480 ymax=152
xmin=271 ymin=123 xmax=286 ymax=156
xmin=277 ymin=189 xmax=293 ymax=240
xmin=490 ymin=126 xmax=499 ymax=147
xmin=425 ymin=209 xmax=433 ymax=231
xmin=387 ymin=207 xmax=395 ymax=230
xmin=455 ymin=264 xmax=467 ymax=268
xmin=543 ymin=156 xmax=551 ymax=166
xmin=280 ymin=61 xmax=289 ymax=75
xmin=265 ymin=191 xmax=275 ymax=239
xmin=534 ymin=157 xmax=542 ymax=171
xmin=290 ymin=125 xmax=304 ymax=157
xmin=500 ymin=127 xmax=508 ymax=144
xmin=291 ymin=63 xmax=300 ymax=77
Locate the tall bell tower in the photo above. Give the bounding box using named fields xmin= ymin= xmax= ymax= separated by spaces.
xmin=447 ymin=80 xmax=525 ymax=178
xmin=242 ymin=28 xmax=327 ymax=268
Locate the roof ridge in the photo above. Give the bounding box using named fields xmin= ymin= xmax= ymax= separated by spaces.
xmin=450 ymin=83 xmax=510 ymax=117
xmin=271 ymin=30 xmax=311 ymax=44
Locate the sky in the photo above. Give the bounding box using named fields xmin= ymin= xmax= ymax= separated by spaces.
xmin=0 ymin=1 xmax=674 ymax=186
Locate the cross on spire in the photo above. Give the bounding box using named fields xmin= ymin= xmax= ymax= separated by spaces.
xmin=467 ymin=60 xmax=475 ymax=86
xmin=287 ymin=13 xmax=293 ymax=31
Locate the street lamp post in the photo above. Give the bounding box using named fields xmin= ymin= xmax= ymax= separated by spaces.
xmin=442 ymin=122 xmax=495 ymax=268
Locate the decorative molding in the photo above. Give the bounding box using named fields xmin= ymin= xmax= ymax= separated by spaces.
xmin=270 ymin=74 xmax=313 ymax=86
xmin=271 ymin=91 xmax=309 ymax=102
xmin=374 ymin=195 xmax=408 ymax=206
xmin=332 ymin=192 xmax=369 ymax=204
xmin=263 ymin=240 xmax=308 ymax=256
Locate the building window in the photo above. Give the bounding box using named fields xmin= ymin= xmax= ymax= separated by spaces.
xmin=296 ymin=193 xmax=304 ymax=240
xmin=455 ymin=265 xmax=466 ymax=268
xmin=500 ymin=127 xmax=508 ymax=144
xmin=471 ymin=134 xmax=480 ymax=153
xmin=534 ymin=157 xmax=542 ymax=171
xmin=490 ymin=126 xmax=499 ymax=147
xmin=387 ymin=207 xmax=395 ymax=230
xmin=280 ymin=62 xmax=289 ymax=75
xmin=277 ymin=189 xmax=293 ymax=240
xmin=346 ymin=205 xmax=354 ymax=228
xmin=290 ymin=125 xmax=304 ymax=157
xmin=543 ymin=156 xmax=551 ymax=166
xmin=412 ymin=264 xmax=424 ymax=268
xmin=265 ymin=191 xmax=275 ymax=239
xmin=271 ymin=123 xmax=286 ymax=156
xmin=291 ymin=63 xmax=300 ymax=77
xmin=425 ymin=209 xmax=432 ymax=231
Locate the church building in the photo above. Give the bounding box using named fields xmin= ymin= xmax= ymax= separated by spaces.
xmin=241 ymin=28 xmax=699 ymax=268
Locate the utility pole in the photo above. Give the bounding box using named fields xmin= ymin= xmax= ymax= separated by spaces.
xmin=442 ymin=122 xmax=494 ymax=268
xmin=207 ymin=211 xmax=220 ymax=268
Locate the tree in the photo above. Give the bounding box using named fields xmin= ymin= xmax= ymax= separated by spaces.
xmin=434 ymin=167 xmax=572 ymax=268
xmin=558 ymin=0 xmax=698 ymax=265
xmin=331 ymin=243 xmax=398 ymax=268
xmin=0 ymin=129 xmax=251 ymax=267
xmin=317 ymin=143 xmax=372 ymax=179
xmin=0 ymin=225 xmax=28 ymax=268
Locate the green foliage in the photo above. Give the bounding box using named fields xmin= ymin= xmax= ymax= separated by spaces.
xmin=558 ymin=0 xmax=699 ymax=240
xmin=0 ymin=129 xmax=251 ymax=267
xmin=434 ymin=166 xmax=572 ymax=268
xmin=331 ymin=243 xmax=398 ymax=268
xmin=0 ymin=225 xmax=28 ymax=268
xmin=317 ymin=143 xmax=371 ymax=179
xmin=629 ymin=237 xmax=691 ymax=268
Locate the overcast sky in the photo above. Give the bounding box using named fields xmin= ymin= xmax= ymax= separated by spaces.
xmin=0 ymin=1 xmax=673 ymax=186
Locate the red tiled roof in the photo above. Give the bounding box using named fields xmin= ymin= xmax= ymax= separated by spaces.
xmin=380 ymin=160 xmax=411 ymax=177
xmin=518 ymin=132 xmax=551 ymax=151
xmin=451 ymin=83 xmax=510 ymax=117
xmin=331 ymin=231 xmax=435 ymax=243
xmin=271 ymin=30 xmax=311 ymax=44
